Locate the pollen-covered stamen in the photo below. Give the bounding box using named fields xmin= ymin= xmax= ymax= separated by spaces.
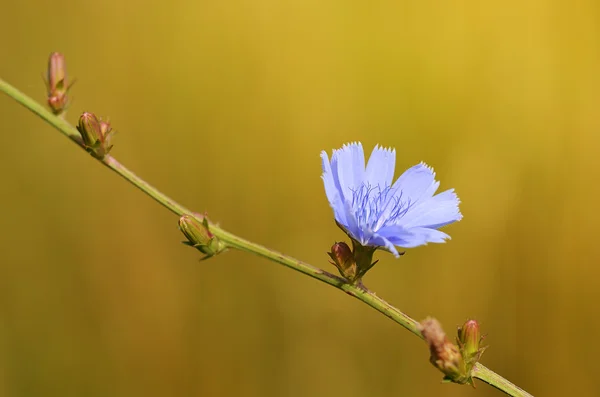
xmin=350 ymin=183 xmax=413 ymax=232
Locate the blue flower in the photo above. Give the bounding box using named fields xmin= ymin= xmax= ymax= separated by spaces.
xmin=321 ymin=142 xmax=462 ymax=257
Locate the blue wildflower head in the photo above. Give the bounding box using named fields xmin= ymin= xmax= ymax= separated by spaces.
xmin=321 ymin=142 xmax=462 ymax=258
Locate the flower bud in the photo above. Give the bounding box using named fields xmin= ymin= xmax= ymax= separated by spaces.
xmin=77 ymin=112 xmax=101 ymax=147
xmin=458 ymin=320 xmax=481 ymax=361
xmin=328 ymin=242 xmax=357 ymax=280
xmin=47 ymin=53 xmax=66 ymax=92
xmin=457 ymin=319 xmax=486 ymax=370
xmin=420 ymin=317 xmax=470 ymax=384
xmin=46 ymin=52 xmax=72 ymax=114
xmin=76 ymin=112 xmax=115 ymax=159
xmin=179 ymin=214 xmax=227 ymax=260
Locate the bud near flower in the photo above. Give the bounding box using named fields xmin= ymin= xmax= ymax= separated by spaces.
xmin=420 ymin=317 xmax=470 ymax=384
xmin=328 ymin=222 xmax=381 ymax=284
xmin=179 ymin=214 xmax=227 ymax=260
xmin=328 ymin=242 xmax=357 ymax=281
xmin=76 ymin=112 xmax=115 ymax=159
xmin=46 ymin=52 xmax=72 ymax=114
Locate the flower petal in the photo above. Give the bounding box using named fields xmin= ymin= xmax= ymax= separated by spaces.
xmin=401 ymin=189 xmax=462 ymax=229
xmin=341 ymin=199 xmax=362 ymax=242
xmin=330 ymin=142 xmax=365 ymax=201
xmin=378 ymin=224 xmax=450 ymax=248
xmin=377 ymin=224 xmax=420 ymax=247
xmin=368 ymin=233 xmax=400 ymax=257
xmin=391 ymin=162 xmax=440 ymax=204
xmin=321 ymin=151 xmax=349 ymax=226
xmin=365 ymin=145 xmax=396 ymax=188
xmin=321 ymin=151 xmax=337 ymax=205
xmin=409 ymin=227 xmax=451 ymax=244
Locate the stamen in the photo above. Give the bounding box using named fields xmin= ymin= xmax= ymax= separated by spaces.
xmin=350 ymin=183 xmax=413 ymax=232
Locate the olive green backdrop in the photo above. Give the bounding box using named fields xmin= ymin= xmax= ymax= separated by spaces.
xmin=1 ymin=1 xmax=598 ymax=396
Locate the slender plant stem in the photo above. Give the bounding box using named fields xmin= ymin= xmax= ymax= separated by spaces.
xmin=0 ymin=77 xmax=533 ymax=397
xmin=473 ymin=365 xmax=532 ymax=396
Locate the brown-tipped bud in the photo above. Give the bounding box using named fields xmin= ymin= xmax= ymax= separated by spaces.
xmin=76 ymin=112 xmax=116 ymax=159
xmin=179 ymin=214 xmax=227 ymax=260
xmin=420 ymin=317 xmax=469 ymax=384
xmin=328 ymin=242 xmax=357 ymax=281
xmin=46 ymin=52 xmax=71 ymax=114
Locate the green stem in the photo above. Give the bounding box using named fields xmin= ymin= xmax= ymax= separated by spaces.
xmin=473 ymin=365 xmax=532 ymax=397
xmin=0 ymin=78 xmax=79 ymax=140
xmin=0 ymin=77 xmax=533 ymax=397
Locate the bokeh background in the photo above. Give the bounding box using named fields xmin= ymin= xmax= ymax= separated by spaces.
xmin=1 ymin=1 xmax=598 ymax=396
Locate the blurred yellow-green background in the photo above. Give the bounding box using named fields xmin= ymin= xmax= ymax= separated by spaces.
xmin=1 ymin=1 xmax=599 ymax=396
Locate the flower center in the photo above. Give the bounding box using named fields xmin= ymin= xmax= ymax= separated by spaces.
xmin=350 ymin=184 xmax=413 ymax=233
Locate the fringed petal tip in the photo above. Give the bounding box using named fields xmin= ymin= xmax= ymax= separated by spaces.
xmin=344 ymin=141 xmax=363 ymax=148
xmin=418 ymin=161 xmax=437 ymax=179
xmin=335 ymin=141 xmax=363 ymax=155
xmin=438 ymin=188 xmax=463 ymax=223
xmin=320 ymin=150 xmax=330 ymax=169
xmin=373 ymin=144 xmax=396 ymax=155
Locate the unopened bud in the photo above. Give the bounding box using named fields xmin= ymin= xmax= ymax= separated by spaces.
xmin=179 ymin=214 xmax=227 ymax=260
xmin=47 ymin=53 xmax=66 ymax=92
xmin=420 ymin=317 xmax=469 ymax=384
xmin=76 ymin=112 xmax=115 ymax=159
xmin=458 ymin=320 xmax=481 ymax=361
xmin=328 ymin=242 xmax=357 ymax=280
xmin=46 ymin=52 xmax=72 ymax=114
xmin=77 ymin=112 xmax=101 ymax=147
xmin=457 ymin=319 xmax=486 ymax=372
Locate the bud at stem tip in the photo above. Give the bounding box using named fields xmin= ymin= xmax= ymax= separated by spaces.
xmin=46 ymin=52 xmax=71 ymax=114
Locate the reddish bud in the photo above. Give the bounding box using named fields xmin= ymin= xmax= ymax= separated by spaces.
xmin=46 ymin=52 xmax=72 ymax=114
xmin=328 ymin=242 xmax=357 ymax=281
